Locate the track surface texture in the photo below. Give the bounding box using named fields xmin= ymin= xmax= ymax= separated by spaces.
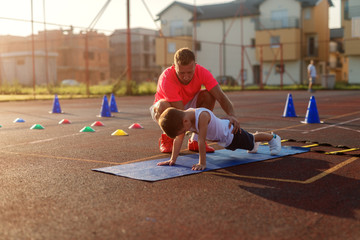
xmin=0 ymin=90 xmax=359 ymax=240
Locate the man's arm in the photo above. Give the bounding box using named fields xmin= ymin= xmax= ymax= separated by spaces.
xmin=209 ymin=85 xmax=240 ymax=133
xmin=169 ymin=101 xmax=184 ymax=110
xmin=192 ymin=112 xmax=210 ymax=171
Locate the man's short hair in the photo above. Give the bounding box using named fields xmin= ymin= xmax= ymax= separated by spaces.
xmin=174 ymin=47 xmax=195 ymax=66
xmin=159 ymin=107 xmax=185 ymax=139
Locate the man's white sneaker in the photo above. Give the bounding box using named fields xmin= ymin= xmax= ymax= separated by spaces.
xmin=248 ymin=142 xmax=260 ymax=153
xmin=269 ymin=133 xmax=281 ymax=155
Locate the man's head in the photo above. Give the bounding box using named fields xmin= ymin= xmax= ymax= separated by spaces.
xmin=174 ymin=48 xmax=196 ymax=85
xmin=159 ymin=107 xmax=186 ymax=139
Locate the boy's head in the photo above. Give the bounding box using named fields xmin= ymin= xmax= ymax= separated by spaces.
xmin=159 ymin=107 xmax=185 ymax=139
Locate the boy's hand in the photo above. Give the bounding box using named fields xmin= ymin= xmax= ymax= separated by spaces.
xmin=157 ymin=160 xmax=176 ymax=166
xmin=191 ymin=163 xmax=206 ymax=171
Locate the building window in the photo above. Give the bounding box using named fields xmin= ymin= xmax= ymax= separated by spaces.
xmin=144 ymin=35 xmax=150 ymax=51
xmin=168 ymin=42 xmax=176 ymax=53
xmin=251 ymin=38 xmax=255 ymax=48
xmin=16 ymin=59 xmax=25 ymax=65
xmin=271 ymin=9 xmax=288 ymax=28
xmin=195 ymin=41 xmax=201 ymax=51
xmin=270 ymin=36 xmax=280 ymax=48
xmin=276 ymin=64 xmax=285 ymax=73
xmin=84 ymin=51 xmax=94 ymax=60
xmin=352 ymin=17 xmax=360 ymax=37
xmin=307 ymin=35 xmax=318 ymax=56
xmin=170 ymin=20 xmax=184 ymax=36
xmin=304 ymin=8 xmax=311 ymax=20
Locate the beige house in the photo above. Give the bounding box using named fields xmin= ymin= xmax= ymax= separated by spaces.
xmin=329 ymin=28 xmax=348 ymax=82
xmin=342 ymin=0 xmax=360 ymax=84
xmin=155 ymin=0 xmax=334 ymax=86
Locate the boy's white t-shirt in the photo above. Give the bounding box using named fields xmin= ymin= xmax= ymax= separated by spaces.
xmin=190 ymin=108 xmax=234 ymax=147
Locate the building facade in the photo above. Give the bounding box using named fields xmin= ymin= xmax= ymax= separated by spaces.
xmin=0 ymin=28 xmax=110 ymax=85
xmin=110 ymin=28 xmax=162 ymax=83
xmin=0 ymin=51 xmax=57 ymax=86
xmin=155 ymin=0 xmax=334 ymax=86
xmin=342 ymin=0 xmax=360 ymax=84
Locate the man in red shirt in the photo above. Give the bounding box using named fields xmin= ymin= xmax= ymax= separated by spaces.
xmin=150 ymin=48 xmax=240 ymax=153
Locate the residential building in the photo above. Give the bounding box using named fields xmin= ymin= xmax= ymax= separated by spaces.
xmin=155 ymin=0 xmax=333 ymax=86
xmin=110 ymin=28 xmax=162 ymax=83
xmin=38 ymin=29 xmax=110 ymax=85
xmin=329 ymin=28 xmax=347 ymax=82
xmin=0 ymin=51 xmax=57 ymax=86
xmin=0 ymin=28 xmax=110 ymax=85
xmin=342 ymin=0 xmax=360 ymax=84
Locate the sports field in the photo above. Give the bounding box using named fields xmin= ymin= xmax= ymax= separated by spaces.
xmin=0 ymin=90 xmax=359 ymax=239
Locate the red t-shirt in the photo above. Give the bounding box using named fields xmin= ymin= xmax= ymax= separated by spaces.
xmin=154 ymin=64 xmax=218 ymax=106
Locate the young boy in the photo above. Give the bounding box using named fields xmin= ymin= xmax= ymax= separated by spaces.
xmin=157 ymin=107 xmax=281 ymax=171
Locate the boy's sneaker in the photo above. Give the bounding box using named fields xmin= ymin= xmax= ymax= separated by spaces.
xmin=188 ymin=140 xmax=215 ymax=153
xmin=159 ymin=134 xmax=173 ymax=153
xmin=248 ymin=142 xmax=260 ymax=153
xmin=269 ymin=133 xmax=281 ymax=155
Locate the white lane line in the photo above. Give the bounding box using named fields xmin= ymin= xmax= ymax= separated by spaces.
xmin=302 ymin=118 xmax=360 ymax=134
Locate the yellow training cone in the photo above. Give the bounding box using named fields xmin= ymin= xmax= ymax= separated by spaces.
xmin=111 ymin=129 xmax=128 ymax=136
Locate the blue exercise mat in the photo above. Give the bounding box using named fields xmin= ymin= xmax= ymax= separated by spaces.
xmin=93 ymin=146 xmax=309 ymax=182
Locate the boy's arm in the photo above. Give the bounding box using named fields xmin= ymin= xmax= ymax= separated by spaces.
xmin=157 ymin=133 xmax=184 ymax=166
xmin=192 ymin=112 xmax=210 ymax=171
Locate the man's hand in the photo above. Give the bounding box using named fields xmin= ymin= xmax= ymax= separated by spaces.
xmin=192 ymin=163 xmax=206 ymax=171
xmin=157 ymin=160 xmax=176 ymax=166
xmin=226 ymin=115 xmax=241 ymax=134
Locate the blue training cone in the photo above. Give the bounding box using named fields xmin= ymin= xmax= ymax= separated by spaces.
xmin=98 ymin=95 xmax=112 ymax=117
xmin=282 ymin=93 xmax=297 ymax=117
xmin=109 ymin=93 xmax=119 ymax=113
xmin=301 ymin=96 xmax=323 ymax=124
xmin=50 ymin=94 xmax=62 ymax=113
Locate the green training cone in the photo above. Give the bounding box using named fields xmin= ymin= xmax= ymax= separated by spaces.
xmin=30 ymin=124 xmax=44 ymax=130
xmin=80 ymin=126 xmax=95 ymax=132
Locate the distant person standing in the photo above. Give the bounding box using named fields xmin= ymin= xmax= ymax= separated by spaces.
xmin=307 ymin=60 xmax=317 ymax=92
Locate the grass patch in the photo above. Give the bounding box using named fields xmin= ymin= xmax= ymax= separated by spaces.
xmin=0 ymin=81 xmax=358 ymax=102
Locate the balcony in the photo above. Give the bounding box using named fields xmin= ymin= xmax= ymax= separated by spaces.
xmin=168 ymin=26 xmax=193 ymax=37
xmin=255 ymin=17 xmax=299 ymax=30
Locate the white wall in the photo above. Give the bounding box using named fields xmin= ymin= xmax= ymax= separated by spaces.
xmin=0 ymin=51 xmax=57 ymax=86
xmin=348 ymin=56 xmax=360 ymax=84
xmin=196 ymin=17 xmax=257 ymax=84
xmin=262 ymin=60 xmax=301 ymax=85
xmin=259 ymin=0 xmax=301 ymax=19
xmin=161 ymin=5 xmax=193 ymax=36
